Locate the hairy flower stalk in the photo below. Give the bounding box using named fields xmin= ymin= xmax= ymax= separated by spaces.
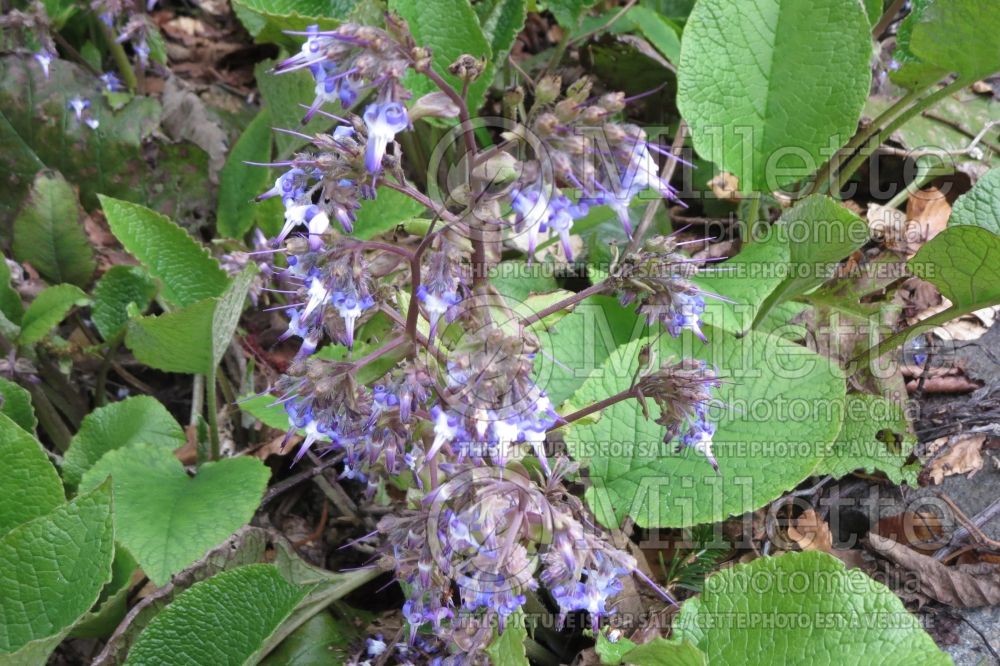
xmin=250 ymin=18 xmax=717 ymax=663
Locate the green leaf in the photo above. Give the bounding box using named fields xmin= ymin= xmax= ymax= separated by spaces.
xmin=0 ymin=483 xmax=113 ymax=658
xmin=217 ymin=109 xmax=275 ymax=239
xmin=255 ymin=60 xmax=338 ymax=157
xmin=0 ymin=413 xmax=63 ymax=536
xmin=79 ymin=444 xmax=270 ymax=586
xmin=0 ymin=378 xmax=36 ymax=435
xmin=486 ymin=609 xmax=529 ymax=666
xmin=124 ymin=263 xmax=255 ymax=375
xmin=816 ymin=394 xmax=917 ymax=486
xmin=90 ymin=265 xmax=157 ymax=341
xmin=677 ymin=0 xmax=872 ymax=192
xmin=17 ymin=283 xmax=88 ymax=345
xmin=212 ymin=265 xmax=257 ymax=366
xmin=751 ymin=195 xmax=869 ymax=330
xmin=390 ymin=0 xmax=494 ymax=114
xmin=233 ymin=0 xmax=343 ymax=47
xmin=258 ymin=611 xmax=360 ymax=666
xmin=909 ymin=226 xmax=1000 ymax=312
xmin=627 ymin=6 xmax=681 ymax=62
xmin=547 ymin=0 xmax=600 ymax=28
xmin=239 ymin=393 xmax=294 ymax=431
xmin=949 ymin=167 xmax=1000 ymax=235
xmin=673 ymin=551 xmax=950 ymax=664
xmin=61 ymin=395 xmax=186 ymax=490
xmin=69 ymin=548 xmax=138 ymax=639
xmin=125 ymin=298 xmax=217 ymax=374
xmin=537 ymin=295 xmax=645 ymax=408
xmin=694 ymin=232 xmax=790 ymax=334
xmin=889 ymin=0 xmax=944 ymax=89
xmin=354 ymin=187 xmax=427 ymax=240
xmin=100 ymin=196 xmax=229 ymax=308
xmin=12 ymin=171 xmax=95 ymax=287
xmin=566 ymin=328 xmax=845 ymax=528
xmin=597 ymin=633 xmax=707 ymax=666
xmin=0 ymin=259 xmax=23 ymax=325
xmin=476 ymin=0 xmax=528 ymax=63
xmin=910 ymin=0 xmax=1000 ymax=82
xmin=125 ymin=564 xmax=311 ymax=665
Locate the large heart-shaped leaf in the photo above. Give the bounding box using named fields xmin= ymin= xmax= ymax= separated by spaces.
xmin=0 ymin=413 xmax=63 ymax=536
xmin=673 ymin=551 xmax=950 ymax=664
xmin=677 ymin=0 xmax=872 ymax=192
xmin=909 ymin=0 xmax=1000 ymax=83
xmin=79 ymin=444 xmax=270 ymax=585
xmin=909 ymin=226 xmax=1000 ymax=312
xmin=816 ymin=394 xmax=917 ymax=485
xmin=0 ymin=483 xmax=113 ymax=661
xmin=217 ymin=108 xmax=275 ymax=239
xmin=12 ymin=170 xmax=95 ymax=287
xmin=100 ymin=196 xmax=229 ymax=308
xmin=566 ymin=327 xmax=845 ymax=528
xmin=61 ymin=395 xmax=186 ymax=490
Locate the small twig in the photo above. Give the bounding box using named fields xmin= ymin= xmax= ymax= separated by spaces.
xmin=260 ymin=453 xmax=346 ymax=507
xmin=934 ymin=496 xmax=1000 ymax=560
xmin=549 ymin=385 xmax=638 ymax=432
xmin=872 ymin=0 xmax=907 ymax=38
xmin=567 ymin=0 xmax=638 ymax=48
xmin=521 ymin=281 xmax=608 ymax=326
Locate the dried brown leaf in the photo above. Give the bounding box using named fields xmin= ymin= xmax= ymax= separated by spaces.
xmin=866 ymin=533 xmax=1000 ymax=608
xmin=925 ymin=434 xmax=986 ymax=485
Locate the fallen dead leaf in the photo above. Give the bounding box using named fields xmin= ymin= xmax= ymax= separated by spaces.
xmin=924 ymin=434 xmax=986 ymax=485
xmin=867 ymin=203 xmax=909 ymax=254
xmin=788 ymin=509 xmax=868 ymax=568
xmin=906 ymin=375 xmax=982 ymax=395
xmin=866 ymin=533 xmax=1000 ymax=607
xmin=709 ymin=171 xmax=740 ymax=201
xmin=905 ymin=186 xmax=950 ymax=248
xmin=873 ymin=511 xmax=945 ymax=554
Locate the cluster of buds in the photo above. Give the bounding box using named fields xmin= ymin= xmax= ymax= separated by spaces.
xmin=609 ymin=235 xmax=720 ymax=341
xmin=507 ymin=75 xmax=684 ymax=258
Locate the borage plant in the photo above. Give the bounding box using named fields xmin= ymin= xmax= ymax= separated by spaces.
xmin=249 ymin=17 xmax=726 ymax=662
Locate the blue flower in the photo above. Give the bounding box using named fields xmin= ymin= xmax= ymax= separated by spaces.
xmin=34 ymin=50 xmax=53 ymax=79
xmin=363 ymin=102 xmax=409 ymax=173
xmin=67 ymin=97 xmax=99 ymax=129
xmin=99 ymin=72 xmax=125 ymax=92
xmin=332 ymin=289 xmax=374 ymax=348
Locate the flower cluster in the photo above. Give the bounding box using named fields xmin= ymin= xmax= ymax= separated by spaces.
xmin=248 ymin=18 xmax=721 ymax=665
xmin=507 ymin=75 xmax=684 ymax=259
xmin=610 ymin=235 xmax=721 ymax=341
xmin=638 ymin=358 xmax=722 ymax=471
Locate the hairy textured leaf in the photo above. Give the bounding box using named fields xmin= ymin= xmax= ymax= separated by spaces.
xmin=538 ymin=296 xmax=645 ymax=408
xmin=125 ymin=298 xmax=217 ymax=374
xmin=0 ymin=414 xmax=62 ymax=536
xmin=255 ymin=60 xmax=337 ymax=156
xmin=566 ymin=328 xmax=845 ymax=528
xmin=18 ymin=283 xmax=88 ymax=345
xmin=125 ymin=564 xmax=310 ymax=665
xmin=890 ymin=0 xmax=944 ymax=89
xmin=69 ymin=549 xmax=137 ymax=639
xmin=217 ymin=109 xmax=275 ymax=239
xmin=259 ymin=611 xmax=361 ymax=666
xmin=475 ymin=0 xmax=528 ymax=63
xmin=627 ymin=6 xmax=681 ymax=62
xmin=233 ymin=0 xmax=343 ymax=47
xmin=0 ymin=259 xmax=23 ymax=325
xmin=910 ymin=0 xmax=1000 ymax=82
xmin=0 ymin=378 xmax=36 ymax=435
xmin=596 ymin=633 xmax=706 ymax=665
xmin=677 ymin=0 xmax=872 ymax=192
xmin=817 ymin=394 xmax=917 ymax=485
xmin=100 ymin=196 xmax=229 ymax=308
xmin=391 ymin=0 xmax=494 ymax=114
xmin=12 ymin=171 xmax=95 ymax=287
xmin=752 ymin=195 xmax=869 ymax=330
xmin=547 ymin=0 xmax=600 ymax=28
xmin=485 ymin=608 xmax=529 ymax=665
xmin=79 ymin=444 xmax=270 ymax=586
xmin=90 ymin=265 xmax=157 ymax=341
xmin=354 ymin=187 xmax=426 ymax=240
xmin=0 ymin=484 xmax=113 ymax=657
xmin=949 ymin=167 xmax=1000 ymax=235
xmin=673 ymin=551 xmax=950 ymax=664
xmin=909 ymin=226 xmax=1000 ymax=312
xmin=61 ymin=396 xmax=186 ymax=490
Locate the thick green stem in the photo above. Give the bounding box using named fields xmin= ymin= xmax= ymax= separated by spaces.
xmin=805 ymin=87 xmax=925 ymax=197
xmin=206 ymin=366 xmax=221 ymax=460
xmin=98 ymin=19 xmax=138 ymax=93
xmin=25 ymin=382 xmax=73 ymax=451
xmin=832 ymin=78 xmax=970 ymax=195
